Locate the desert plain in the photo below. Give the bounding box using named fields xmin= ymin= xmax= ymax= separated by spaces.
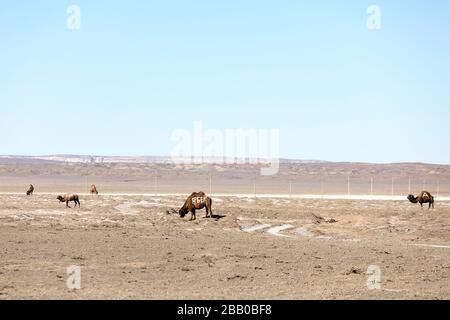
xmin=0 ymin=157 xmax=449 ymax=299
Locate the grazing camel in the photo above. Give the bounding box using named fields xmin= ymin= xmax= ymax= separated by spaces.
xmin=179 ymin=191 xmax=213 ymax=221
xmin=90 ymin=184 xmax=98 ymax=195
xmin=407 ymin=191 xmax=434 ymax=209
xmin=26 ymin=184 xmax=34 ymax=196
xmin=57 ymin=194 xmax=80 ymax=208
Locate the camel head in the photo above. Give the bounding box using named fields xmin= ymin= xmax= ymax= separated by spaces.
xmin=57 ymin=195 xmax=64 ymax=202
xmin=179 ymin=206 xmax=188 ymax=218
xmin=407 ymin=194 xmax=417 ymax=203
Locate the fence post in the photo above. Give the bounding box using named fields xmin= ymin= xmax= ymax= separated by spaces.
xmin=437 ymin=181 xmax=440 ymax=197
xmin=320 ymin=177 xmax=324 ymax=198
xmin=209 ymin=173 xmax=212 ymax=196
xmin=391 ymin=177 xmax=394 ymax=196
xmin=347 ymin=176 xmax=350 ymax=198
xmin=408 ymin=177 xmax=411 ymax=194
xmin=154 ymin=170 xmax=158 ymax=196
xmin=289 ymin=180 xmax=292 ymax=199
xmin=370 ymin=177 xmax=373 ymax=197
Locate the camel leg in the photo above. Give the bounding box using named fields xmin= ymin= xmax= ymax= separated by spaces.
xmin=206 ymin=200 xmax=212 ymax=218
xmin=66 ymin=201 xmax=71 ymax=208
xmin=205 ymin=207 xmax=209 ymax=218
xmin=208 ymin=205 xmax=213 ymax=218
xmin=191 ymin=209 xmax=196 ymax=221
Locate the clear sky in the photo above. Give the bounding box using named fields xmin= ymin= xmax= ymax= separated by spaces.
xmin=1 ymin=1 xmax=449 ymax=163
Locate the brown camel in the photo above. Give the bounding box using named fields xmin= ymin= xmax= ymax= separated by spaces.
xmin=179 ymin=191 xmax=213 ymax=221
xmin=90 ymin=184 xmax=98 ymax=195
xmin=407 ymin=191 xmax=434 ymax=209
xmin=57 ymin=194 xmax=80 ymax=208
xmin=26 ymin=184 xmax=34 ymax=196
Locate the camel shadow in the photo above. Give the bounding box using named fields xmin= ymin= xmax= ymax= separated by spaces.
xmin=210 ymin=214 xmax=226 ymax=220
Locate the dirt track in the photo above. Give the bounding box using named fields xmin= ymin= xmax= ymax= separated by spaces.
xmin=0 ymin=194 xmax=449 ymax=299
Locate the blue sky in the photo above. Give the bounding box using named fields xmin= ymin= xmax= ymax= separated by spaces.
xmin=1 ymin=1 xmax=449 ymax=163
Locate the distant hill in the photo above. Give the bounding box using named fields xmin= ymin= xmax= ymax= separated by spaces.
xmin=0 ymin=155 xmax=332 ymax=165
xmin=0 ymin=155 xmax=449 ymax=195
xmin=0 ymin=154 xmax=446 ymax=166
xmin=0 ymin=154 xmax=449 ymax=178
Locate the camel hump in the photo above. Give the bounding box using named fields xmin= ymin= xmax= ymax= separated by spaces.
xmin=421 ymin=190 xmax=432 ymax=198
xmin=190 ymin=191 xmax=206 ymax=197
xmin=65 ymin=193 xmax=79 ymax=200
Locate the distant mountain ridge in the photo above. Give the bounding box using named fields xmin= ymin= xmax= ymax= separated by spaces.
xmin=0 ymin=155 xmax=447 ymax=166
xmin=0 ymin=155 xmax=331 ymax=165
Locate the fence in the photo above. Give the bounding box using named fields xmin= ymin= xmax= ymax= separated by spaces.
xmin=5 ymin=175 xmax=449 ymax=196
xmin=1 ymin=172 xmax=449 ymax=198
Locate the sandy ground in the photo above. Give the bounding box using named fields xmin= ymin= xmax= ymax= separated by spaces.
xmin=0 ymin=193 xmax=449 ymax=300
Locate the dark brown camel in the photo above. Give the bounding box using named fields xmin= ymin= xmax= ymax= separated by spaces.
xmin=407 ymin=191 xmax=434 ymax=209
xmin=57 ymin=194 xmax=80 ymax=208
xmin=179 ymin=191 xmax=213 ymax=221
xmin=90 ymin=184 xmax=98 ymax=195
xmin=26 ymin=184 xmax=34 ymax=196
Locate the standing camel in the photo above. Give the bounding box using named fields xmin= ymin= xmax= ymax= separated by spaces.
xmin=179 ymin=191 xmax=213 ymax=221
xmin=57 ymin=194 xmax=81 ymax=208
xmin=90 ymin=184 xmax=99 ymax=195
xmin=407 ymin=191 xmax=435 ymax=209
xmin=26 ymin=184 xmax=34 ymax=196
